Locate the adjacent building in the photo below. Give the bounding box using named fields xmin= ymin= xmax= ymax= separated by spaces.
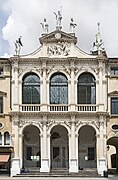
xmin=0 ymin=58 xmax=12 ymax=173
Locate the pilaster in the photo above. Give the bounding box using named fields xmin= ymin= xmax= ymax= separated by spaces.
xmin=11 ymin=115 xmax=20 ymax=176
xmin=40 ymin=115 xmax=50 ymax=172
xmin=69 ymin=115 xmax=78 ymax=172
xmin=97 ymin=115 xmax=107 ymax=176
xmin=41 ymin=59 xmax=48 ymax=111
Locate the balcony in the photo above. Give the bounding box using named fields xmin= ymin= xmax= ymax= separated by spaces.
xmin=19 ymin=104 xmax=97 ymax=112
xmin=20 ymin=104 xmax=41 ymax=112
xmin=49 ymin=104 xmax=68 ymax=111
xmin=77 ymin=104 xmax=97 ymax=111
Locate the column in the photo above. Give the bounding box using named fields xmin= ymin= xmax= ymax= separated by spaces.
xmin=97 ymin=115 xmax=107 ymax=176
xmin=12 ymin=59 xmax=19 ymax=111
xmin=41 ymin=60 xmax=47 ymax=111
xmin=19 ymin=134 xmax=23 ymax=169
xmin=11 ymin=116 xmax=20 ymax=176
xmin=40 ymin=115 xmax=49 ymax=172
xmin=98 ymin=60 xmax=104 ymax=111
xmin=69 ymin=115 xmax=78 ymax=172
xmin=69 ymin=60 xmax=76 ymax=111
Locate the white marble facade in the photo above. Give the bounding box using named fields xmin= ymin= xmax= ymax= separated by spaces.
xmin=10 ymin=29 xmax=109 ymax=177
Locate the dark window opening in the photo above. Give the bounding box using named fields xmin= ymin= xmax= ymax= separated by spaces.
xmin=22 ymin=73 xmax=40 ymax=104
xmin=26 ymin=147 xmax=32 ymax=160
xmin=4 ymin=132 xmax=10 ymax=145
xmin=111 ymin=98 xmax=118 ymax=114
xmin=0 ymin=68 xmax=3 ymax=76
xmin=88 ymin=147 xmax=95 ymax=160
xmin=77 ymin=73 xmax=96 ymax=104
xmin=111 ymin=67 xmax=118 ymax=76
xmin=50 ymin=73 xmax=68 ymax=104
xmin=0 ymin=97 xmax=3 ymax=113
xmin=53 ymin=147 xmax=60 ymax=159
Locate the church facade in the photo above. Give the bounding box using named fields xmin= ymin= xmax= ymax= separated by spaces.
xmin=0 ymin=14 xmax=118 ymax=177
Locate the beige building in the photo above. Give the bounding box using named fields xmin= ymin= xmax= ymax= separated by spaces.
xmin=0 ymin=58 xmax=12 ymax=173
xmin=107 ymin=58 xmax=118 ymax=172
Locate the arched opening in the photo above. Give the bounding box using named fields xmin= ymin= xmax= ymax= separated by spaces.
xmin=22 ymin=73 xmax=40 ymax=104
xmin=50 ymin=125 xmax=69 ymax=170
xmin=107 ymin=137 xmax=118 ymax=172
xmin=50 ymin=73 xmax=68 ymax=104
xmin=77 ymin=73 xmax=96 ymax=104
xmin=78 ymin=125 xmax=97 ymax=169
xmin=4 ymin=132 xmax=10 ymax=145
xmin=23 ymin=125 xmax=41 ymax=169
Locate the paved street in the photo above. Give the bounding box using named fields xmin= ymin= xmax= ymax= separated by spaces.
xmin=0 ymin=175 xmax=118 ymax=180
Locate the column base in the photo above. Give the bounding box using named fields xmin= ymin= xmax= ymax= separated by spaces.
xmin=69 ymin=159 xmax=78 ymax=173
xmin=10 ymin=158 xmax=20 ymax=177
xmin=40 ymin=158 xmax=50 ymax=172
xmin=97 ymin=158 xmax=107 ymax=176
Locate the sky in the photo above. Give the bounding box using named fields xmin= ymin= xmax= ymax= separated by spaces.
xmin=0 ymin=0 xmax=118 ymax=57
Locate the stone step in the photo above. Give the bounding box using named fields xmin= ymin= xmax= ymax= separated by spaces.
xmin=15 ymin=168 xmax=100 ymax=177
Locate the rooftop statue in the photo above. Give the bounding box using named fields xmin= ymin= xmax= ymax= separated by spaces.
xmin=70 ymin=18 xmax=77 ymax=33
xmin=14 ymin=36 xmax=23 ymax=55
xmin=54 ymin=10 xmax=62 ymax=30
xmin=92 ymin=23 xmax=105 ymax=55
xmin=40 ymin=18 xmax=49 ymax=34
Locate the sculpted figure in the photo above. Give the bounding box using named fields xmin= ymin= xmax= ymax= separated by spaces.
xmin=40 ymin=18 xmax=49 ymax=34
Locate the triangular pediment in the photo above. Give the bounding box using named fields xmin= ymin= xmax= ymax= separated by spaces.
xmin=0 ymin=91 xmax=7 ymax=96
xmin=39 ymin=30 xmax=77 ymax=44
xmin=20 ymin=30 xmax=97 ymax=59
xmin=108 ymin=90 xmax=118 ymax=96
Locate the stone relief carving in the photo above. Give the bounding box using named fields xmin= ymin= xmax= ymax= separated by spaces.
xmin=63 ymin=65 xmax=70 ymax=75
xmin=19 ymin=120 xmax=43 ymax=130
xmin=18 ymin=67 xmax=42 ymax=77
xmin=90 ymin=66 xmax=99 ymax=75
xmin=46 ymin=65 xmax=55 ymax=75
xmin=47 ymin=42 xmax=70 ymax=56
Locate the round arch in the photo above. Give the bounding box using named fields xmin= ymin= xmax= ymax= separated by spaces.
xmin=22 ymin=72 xmax=40 ymax=104
xmin=47 ymin=70 xmax=70 ymax=82
xmin=75 ymin=70 xmax=97 ymax=82
xmin=19 ymin=70 xmax=42 ymax=82
xmin=76 ymin=123 xmax=99 ymax=135
xmin=19 ymin=123 xmax=42 ymax=135
xmin=47 ymin=122 xmax=70 ymax=135
xmin=50 ymin=124 xmax=69 ymax=170
xmin=22 ymin=124 xmax=41 ymax=169
xmin=49 ymin=72 xmax=68 ymax=104
xmin=77 ymin=72 xmax=96 ymax=104
xmin=78 ymin=124 xmax=97 ymax=169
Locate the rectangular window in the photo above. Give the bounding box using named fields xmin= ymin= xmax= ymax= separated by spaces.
xmin=53 ymin=147 xmax=60 ymax=159
xmin=0 ymin=67 xmax=3 ymax=76
xmin=111 ymin=67 xmax=118 ymax=76
xmin=111 ymin=98 xmax=118 ymax=114
xmin=0 ymin=97 xmax=3 ymax=113
xmin=88 ymin=147 xmax=95 ymax=160
xmin=26 ymin=147 xmax=32 ymax=160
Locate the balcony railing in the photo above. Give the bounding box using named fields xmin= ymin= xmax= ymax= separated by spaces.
xmin=19 ymin=104 xmax=97 ymax=112
xmin=20 ymin=104 xmax=41 ymax=112
xmin=77 ymin=104 xmax=96 ymax=111
xmin=49 ymin=104 xmax=68 ymax=111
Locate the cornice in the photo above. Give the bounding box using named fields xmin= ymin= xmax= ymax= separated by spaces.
xmin=9 ymin=110 xmax=109 ymax=119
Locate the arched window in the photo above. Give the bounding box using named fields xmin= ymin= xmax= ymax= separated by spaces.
xmin=4 ymin=132 xmax=10 ymax=145
xmin=22 ymin=73 xmax=40 ymax=104
xmin=50 ymin=73 xmax=68 ymax=104
xmin=77 ymin=73 xmax=96 ymax=104
xmin=0 ymin=132 xmax=2 ymax=145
